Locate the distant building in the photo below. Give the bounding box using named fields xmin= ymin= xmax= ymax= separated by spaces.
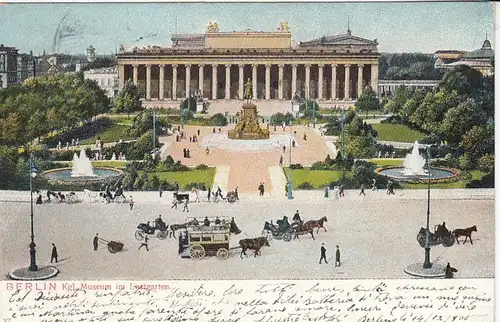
xmin=87 ymin=45 xmax=96 ymax=63
xmin=17 ymin=52 xmax=36 ymax=83
xmin=34 ymin=54 xmax=74 ymax=77
xmin=0 ymin=44 xmax=19 ymax=88
xmin=83 ymin=66 xmax=119 ymax=98
xmin=434 ymin=38 xmax=494 ymax=76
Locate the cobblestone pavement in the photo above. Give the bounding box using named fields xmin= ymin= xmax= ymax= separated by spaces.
xmin=0 ymin=193 xmax=493 ymax=280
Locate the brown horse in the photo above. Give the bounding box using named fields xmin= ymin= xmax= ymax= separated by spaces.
xmin=170 ymin=223 xmax=187 ymax=238
xmin=452 ymin=225 xmax=477 ymax=245
xmin=239 ymin=236 xmax=270 ymax=259
xmin=304 ymin=216 xmax=328 ymax=234
xmin=291 ymin=221 xmax=315 ymax=241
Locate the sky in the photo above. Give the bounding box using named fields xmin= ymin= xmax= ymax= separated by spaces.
xmin=0 ymin=1 xmax=495 ymax=55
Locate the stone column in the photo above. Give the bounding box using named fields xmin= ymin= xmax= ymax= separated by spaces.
xmin=198 ymin=64 xmax=204 ymax=98
xmin=159 ymin=64 xmax=165 ymax=100
xmin=331 ymin=64 xmax=337 ymax=100
xmin=185 ymin=64 xmax=191 ymax=98
xmin=278 ymin=64 xmax=284 ymax=100
xmin=265 ymin=64 xmax=271 ymax=100
xmin=172 ymin=64 xmax=178 ymax=100
xmin=305 ymin=64 xmax=311 ymax=99
xmin=146 ymin=64 xmax=151 ymax=100
xmin=291 ymin=64 xmax=297 ymax=98
xmin=212 ymin=64 xmax=218 ymax=100
xmin=252 ymin=64 xmax=257 ymax=99
xmin=132 ymin=64 xmax=138 ymax=86
xmin=371 ymin=64 xmax=379 ymax=97
xmin=344 ymin=64 xmax=351 ymax=100
xmin=357 ymin=64 xmax=364 ymax=98
xmin=118 ymin=65 xmax=125 ymax=90
xmin=225 ymin=64 xmax=231 ymax=100
xmin=318 ymin=64 xmax=324 ymax=100
xmin=238 ymin=64 xmax=244 ymax=100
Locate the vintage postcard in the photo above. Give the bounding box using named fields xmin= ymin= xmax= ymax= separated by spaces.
xmin=0 ymin=1 xmax=495 ymax=321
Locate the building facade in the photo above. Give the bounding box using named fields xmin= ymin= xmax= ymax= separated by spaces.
xmin=17 ymin=53 xmax=36 ymax=83
xmin=434 ymin=38 xmax=494 ymax=76
xmin=0 ymin=44 xmax=20 ymax=88
xmin=116 ymin=22 xmax=380 ymax=106
xmin=83 ymin=66 xmax=119 ymax=98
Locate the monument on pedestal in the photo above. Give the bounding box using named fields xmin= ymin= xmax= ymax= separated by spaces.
xmin=228 ymin=79 xmax=270 ymax=140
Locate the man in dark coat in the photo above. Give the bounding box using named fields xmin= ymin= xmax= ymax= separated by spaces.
xmin=293 ymin=210 xmax=301 ymax=222
xmin=178 ymin=233 xmax=184 ymax=254
xmin=335 ymin=245 xmax=341 ymax=267
xmin=93 ymin=233 xmax=99 ymax=251
xmin=50 ymin=243 xmax=58 ymax=263
xmin=445 ymin=262 xmax=458 ymax=278
xmin=320 ymin=243 xmax=327 ymax=264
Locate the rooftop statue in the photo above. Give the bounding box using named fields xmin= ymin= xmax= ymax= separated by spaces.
xmin=277 ymin=21 xmax=290 ymax=32
xmin=206 ymin=21 xmax=220 ymax=33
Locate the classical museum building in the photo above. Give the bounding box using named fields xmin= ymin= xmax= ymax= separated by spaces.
xmin=116 ymin=22 xmax=380 ymax=107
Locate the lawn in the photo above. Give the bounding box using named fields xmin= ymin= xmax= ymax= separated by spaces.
xmin=145 ymin=168 xmax=216 ymax=190
xmin=284 ymin=168 xmax=348 ymax=189
xmin=79 ymin=124 xmax=135 ymax=145
xmin=372 ymin=123 xmax=426 ymax=143
xmin=106 ymin=115 xmax=134 ymax=125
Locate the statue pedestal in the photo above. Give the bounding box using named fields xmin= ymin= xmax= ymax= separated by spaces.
xmin=228 ymin=103 xmax=270 ymax=140
xmin=196 ymin=102 xmax=204 ymax=113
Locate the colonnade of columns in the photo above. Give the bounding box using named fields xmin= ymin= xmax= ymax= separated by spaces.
xmin=122 ymin=62 xmax=379 ymax=101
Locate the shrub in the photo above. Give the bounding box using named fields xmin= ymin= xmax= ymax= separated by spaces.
xmin=211 ymin=113 xmax=228 ymax=127
xmin=195 ymin=164 xmax=209 ymax=170
xmin=185 ymin=182 xmax=207 ymax=191
xmin=289 ymin=164 xmax=304 ymax=170
xmin=270 ymin=112 xmax=295 ymax=126
xmin=297 ymin=182 xmax=313 ymax=190
xmin=150 ymin=175 xmax=160 ymax=190
xmin=465 ymin=172 xmax=494 ymax=188
xmin=42 ymin=118 xmax=113 ymax=147
xmin=477 ymin=154 xmax=494 ymax=173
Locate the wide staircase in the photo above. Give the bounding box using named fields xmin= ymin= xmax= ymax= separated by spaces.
xmin=207 ymin=99 xmax=293 ymax=117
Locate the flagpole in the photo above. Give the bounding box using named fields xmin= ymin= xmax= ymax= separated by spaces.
xmin=28 ymin=152 xmax=38 ymax=271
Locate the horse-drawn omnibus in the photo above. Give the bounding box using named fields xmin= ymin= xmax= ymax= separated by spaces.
xmin=183 ymin=216 xmax=232 ymax=260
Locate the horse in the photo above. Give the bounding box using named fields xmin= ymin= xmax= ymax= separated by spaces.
xmin=170 ymin=223 xmax=187 ymax=238
xmin=452 ymin=225 xmax=477 ymax=245
xmin=291 ymin=221 xmax=315 ymax=241
xmin=303 ymin=216 xmax=328 ymax=234
xmin=239 ymin=236 xmax=270 ymax=259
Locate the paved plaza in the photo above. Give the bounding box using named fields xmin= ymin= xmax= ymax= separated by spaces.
xmin=0 ymin=189 xmax=494 ymax=280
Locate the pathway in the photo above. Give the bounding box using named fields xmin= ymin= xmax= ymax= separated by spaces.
xmin=211 ymin=166 xmax=230 ymax=193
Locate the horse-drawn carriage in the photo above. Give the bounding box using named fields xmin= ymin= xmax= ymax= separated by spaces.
xmin=135 ymin=218 xmax=169 ymax=240
xmin=182 ymin=217 xmax=232 ymax=260
xmin=417 ymin=223 xmax=455 ymax=248
xmin=262 ymin=215 xmax=327 ymax=242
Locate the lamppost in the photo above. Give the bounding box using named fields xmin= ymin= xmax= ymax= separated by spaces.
xmin=28 ymin=152 xmax=39 ymax=271
xmin=287 ymin=136 xmax=293 ymax=200
xmin=423 ymin=146 xmax=432 ymax=269
xmin=152 ymin=108 xmax=156 ymax=149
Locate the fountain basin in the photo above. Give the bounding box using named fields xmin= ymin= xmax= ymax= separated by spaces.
xmin=41 ymin=167 xmax=123 ymax=185
xmin=375 ymin=166 xmax=459 ymax=183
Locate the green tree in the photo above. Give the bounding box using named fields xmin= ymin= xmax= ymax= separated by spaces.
xmin=477 ymin=154 xmax=494 ymax=173
xmin=440 ymin=65 xmax=483 ymax=97
xmin=409 ymin=89 xmax=459 ymax=133
xmin=355 ymin=87 xmax=380 ymax=118
xmin=440 ymin=98 xmax=487 ymax=145
xmin=383 ymin=86 xmax=410 ymax=115
xmin=459 ymin=124 xmax=494 ymax=161
xmin=113 ymin=80 xmax=142 ymax=117
xmin=211 ymin=113 xmax=228 ymax=126
xmin=270 ymin=112 xmax=294 ymax=126
xmin=341 ymin=135 xmax=377 ymax=158
xmin=0 ymin=145 xmax=17 ymax=189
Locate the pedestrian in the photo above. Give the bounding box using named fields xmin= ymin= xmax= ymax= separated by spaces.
xmin=159 ymin=185 xmax=163 ymax=198
xmin=206 ymin=147 xmax=210 ymax=155
xmin=320 ymin=243 xmax=327 ymax=264
xmin=139 ymin=235 xmax=149 ymax=251
xmin=372 ymin=178 xmax=377 ymax=191
xmin=213 ymin=128 xmax=216 ymax=134
xmin=258 ymin=182 xmax=265 ymax=196
xmin=175 ymin=182 xmax=179 ymax=192
xmin=171 ymin=195 xmax=178 ymax=209
xmin=279 ymin=155 xmax=284 ymax=167
xmin=285 ymin=184 xmax=288 ymax=196
xmin=50 ymin=243 xmax=58 ymax=263
xmin=335 ymin=245 xmax=341 ymax=267
xmin=324 ymin=186 xmax=329 ymax=198
xmin=235 ymin=186 xmax=239 ymax=200
xmin=129 ymin=196 xmax=134 ymax=210
xmin=303 ymin=133 xmax=307 ymax=141
xmin=178 ymin=233 xmax=184 ymax=254
xmin=359 ymin=184 xmax=366 ymax=196
xmin=390 ymin=181 xmax=395 ymax=195
xmin=339 ymin=184 xmax=345 ymax=197
xmin=282 ymin=145 xmax=286 ymax=153
xmin=197 ymin=129 xmax=200 ymax=136
xmin=93 ymin=233 xmax=99 ymax=251
xmin=183 ymin=198 xmax=189 ymax=212
xmin=189 ymin=136 xmax=192 ymax=142
xmin=445 ymin=262 xmax=458 ymax=279
xmin=207 ymin=187 xmax=211 ymax=202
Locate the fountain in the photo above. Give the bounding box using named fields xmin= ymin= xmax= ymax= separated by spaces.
xmin=72 ymin=149 xmax=96 ymax=177
xmin=41 ymin=149 xmax=123 ymax=185
xmin=375 ymin=141 xmax=458 ymax=182
xmin=402 ymin=141 xmax=427 ymax=176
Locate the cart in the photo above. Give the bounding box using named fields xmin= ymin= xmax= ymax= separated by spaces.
xmin=99 ymin=238 xmax=124 ymax=253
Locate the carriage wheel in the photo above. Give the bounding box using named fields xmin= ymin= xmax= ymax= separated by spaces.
xmin=135 ymin=230 xmax=145 ymax=240
xmin=157 ymin=231 xmax=167 ymax=240
xmin=282 ymin=233 xmax=292 ymax=242
xmin=108 ymin=245 xmax=118 ymax=253
xmin=216 ymin=248 xmax=229 ymax=260
xmin=262 ymin=230 xmax=273 ymax=241
xmin=442 ymin=236 xmax=455 ymax=247
xmin=189 ymin=244 xmax=206 ymax=260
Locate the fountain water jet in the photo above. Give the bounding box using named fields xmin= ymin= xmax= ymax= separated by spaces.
xmin=402 ymin=141 xmax=427 ymax=176
xmin=71 ymin=148 xmax=96 ymax=177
